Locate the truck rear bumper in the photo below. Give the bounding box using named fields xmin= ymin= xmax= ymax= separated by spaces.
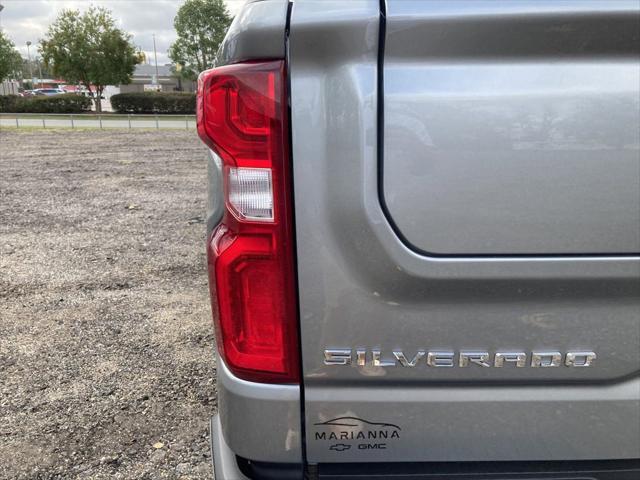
xmin=315 ymin=460 xmax=640 ymax=479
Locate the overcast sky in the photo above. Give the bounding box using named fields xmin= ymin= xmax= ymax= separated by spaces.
xmin=0 ymin=0 xmax=246 ymax=65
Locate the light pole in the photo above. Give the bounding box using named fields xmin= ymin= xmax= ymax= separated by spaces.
xmin=26 ymin=41 xmax=34 ymax=88
xmin=152 ymin=34 xmax=160 ymax=90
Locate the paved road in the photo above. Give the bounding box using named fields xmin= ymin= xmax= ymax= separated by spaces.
xmin=0 ymin=116 xmax=196 ymax=130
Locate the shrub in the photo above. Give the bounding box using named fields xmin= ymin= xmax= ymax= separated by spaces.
xmin=0 ymin=94 xmax=91 ymax=113
xmin=0 ymin=95 xmax=19 ymax=112
xmin=110 ymin=92 xmax=196 ymax=114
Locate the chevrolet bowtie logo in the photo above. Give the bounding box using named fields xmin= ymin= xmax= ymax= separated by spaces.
xmin=329 ymin=443 xmax=351 ymax=452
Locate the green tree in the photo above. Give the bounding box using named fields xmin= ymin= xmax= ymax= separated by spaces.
xmin=40 ymin=7 xmax=141 ymax=112
xmin=0 ymin=31 xmax=22 ymax=83
xmin=169 ymin=0 xmax=232 ymax=81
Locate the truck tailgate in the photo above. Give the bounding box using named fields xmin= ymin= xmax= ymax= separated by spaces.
xmin=290 ymin=0 xmax=640 ymax=465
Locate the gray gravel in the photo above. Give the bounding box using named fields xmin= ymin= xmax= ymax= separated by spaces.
xmin=0 ymin=129 xmax=216 ymax=479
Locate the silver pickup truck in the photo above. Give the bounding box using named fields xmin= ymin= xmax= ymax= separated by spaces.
xmin=196 ymin=1 xmax=640 ymax=478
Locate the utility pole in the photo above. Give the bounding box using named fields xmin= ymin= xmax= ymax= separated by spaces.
xmin=152 ymin=34 xmax=160 ymax=91
xmin=26 ymin=41 xmax=34 ymax=88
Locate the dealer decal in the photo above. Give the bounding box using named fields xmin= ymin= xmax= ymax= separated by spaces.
xmin=313 ymin=416 xmax=401 ymax=452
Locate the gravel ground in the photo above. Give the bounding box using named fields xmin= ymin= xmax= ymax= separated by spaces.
xmin=0 ymin=129 xmax=216 ymax=479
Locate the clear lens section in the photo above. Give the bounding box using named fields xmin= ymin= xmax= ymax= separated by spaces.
xmin=227 ymin=167 xmax=274 ymax=221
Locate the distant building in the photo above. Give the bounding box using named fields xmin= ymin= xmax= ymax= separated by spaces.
xmin=118 ymin=64 xmax=196 ymax=93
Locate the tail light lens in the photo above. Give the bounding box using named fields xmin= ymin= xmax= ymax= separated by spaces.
xmin=197 ymin=61 xmax=299 ymax=384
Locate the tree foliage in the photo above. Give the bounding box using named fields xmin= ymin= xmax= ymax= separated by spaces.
xmin=169 ymin=0 xmax=232 ymax=80
xmin=0 ymin=31 xmax=22 ymax=83
xmin=40 ymin=7 xmax=140 ymax=111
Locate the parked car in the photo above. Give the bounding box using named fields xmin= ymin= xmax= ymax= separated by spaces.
xmin=19 ymin=90 xmax=38 ymax=97
xmin=196 ymin=1 xmax=640 ymax=479
xmin=32 ymin=88 xmax=66 ymax=96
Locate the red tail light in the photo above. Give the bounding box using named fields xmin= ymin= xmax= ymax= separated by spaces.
xmin=197 ymin=61 xmax=299 ymax=384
